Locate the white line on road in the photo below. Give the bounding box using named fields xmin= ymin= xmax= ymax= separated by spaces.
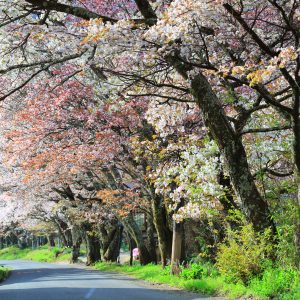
xmin=84 ymin=288 xmax=96 ymax=299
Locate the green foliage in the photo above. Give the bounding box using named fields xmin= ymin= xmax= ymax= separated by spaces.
xmin=216 ymin=216 xmax=273 ymax=283
xmin=248 ymin=267 xmax=300 ymax=300
xmin=0 ymin=266 xmax=10 ymax=282
xmin=0 ymin=246 xmax=71 ymax=262
xmin=94 ymin=262 xmax=222 ymax=294
xmin=1 ymin=246 xmax=298 ymax=299
xmin=180 ymin=262 xmax=217 ymax=280
xmin=94 ymin=260 xmax=300 ymax=299
xmin=264 ymin=178 xmax=298 ymax=268
xmin=0 ymin=246 xmax=31 ymax=259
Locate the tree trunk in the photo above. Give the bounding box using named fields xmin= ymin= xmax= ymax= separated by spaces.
xmin=104 ymin=224 xmax=123 ymax=262
xmin=151 ymin=193 xmax=172 ymax=266
xmin=48 ymin=234 xmax=56 ymax=247
xmin=145 ymin=213 xmax=157 ymax=264
xmin=54 ymin=219 xmax=73 ymax=247
xmin=85 ymin=232 xmax=101 ymax=265
xmin=128 ymin=233 xmax=135 ymax=266
xmin=123 ymin=214 xmax=154 ymax=265
xmin=70 ymin=226 xmax=82 ymax=263
xmin=171 ymin=220 xmax=184 ymax=275
xmin=99 ymin=222 xmax=119 ymax=259
xmin=171 ymin=62 xmax=275 ymax=234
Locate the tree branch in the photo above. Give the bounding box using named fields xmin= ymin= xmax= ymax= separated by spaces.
xmin=25 ymin=0 xmax=116 ymax=22
xmin=241 ymin=125 xmax=292 ymax=135
xmin=134 ymin=0 xmax=157 ymax=23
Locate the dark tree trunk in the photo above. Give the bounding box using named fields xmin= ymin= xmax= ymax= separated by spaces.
xmin=99 ymin=222 xmax=119 ymax=259
xmin=126 ymin=233 xmax=135 ymax=266
xmin=98 ymin=223 xmax=109 ymax=255
xmin=54 ymin=219 xmax=73 ymax=247
xmin=193 ymin=72 xmax=275 ymax=233
xmin=151 ymin=193 xmax=172 ymax=266
xmin=9 ymin=232 xmax=18 ymax=246
xmin=48 ymin=234 xmax=56 ymax=247
xmin=70 ymin=226 xmax=82 ymax=263
xmin=170 ymin=62 xmax=275 ymax=234
xmin=123 ymin=214 xmax=154 ymax=265
xmin=104 ymin=224 xmax=123 ymax=262
xmin=85 ymin=233 xmax=101 ymax=265
xmin=146 ymin=213 xmax=157 ymax=264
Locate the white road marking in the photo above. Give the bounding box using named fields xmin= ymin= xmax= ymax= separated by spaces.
xmin=84 ymin=288 xmax=96 ymax=299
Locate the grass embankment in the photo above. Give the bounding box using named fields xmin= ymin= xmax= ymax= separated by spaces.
xmin=94 ymin=262 xmax=300 ymax=300
xmin=0 ymin=266 xmax=10 ymax=282
xmin=0 ymin=246 xmax=72 ymax=263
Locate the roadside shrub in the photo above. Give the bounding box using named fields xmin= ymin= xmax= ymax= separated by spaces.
xmin=181 ymin=263 xmax=206 ymax=280
xmin=180 ymin=262 xmax=218 ymax=280
xmin=216 ymin=221 xmax=273 ymax=283
xmin=249 ymin=266 xmax=300 ymax=300
xmin=0 ymin=266 xmax=10 ymax=282
xmin=52 ymin=247 xmax=62 ymax=255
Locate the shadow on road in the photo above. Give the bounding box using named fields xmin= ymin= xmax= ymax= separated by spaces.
xmin=0 ymin=287 xmax=208 ymax=300
xmin=0 ymin=267 xmax=140 ymax=285
xmin=0 ymin=261 xmax=218 ymax=300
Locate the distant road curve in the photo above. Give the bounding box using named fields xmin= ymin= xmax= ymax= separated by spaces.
xmin=0 ymin=260 xmax=224 ymax=300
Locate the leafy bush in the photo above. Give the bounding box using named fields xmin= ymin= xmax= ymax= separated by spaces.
xmin=249 ymin=267 xmax=300 ymax=300
xmin=95 ymin=260 xmax=300 ymax=299
xmin=216 ymin=222 xmax=273 ymax=283
xmin=0 ymin=266 xmax=10 ymax=282
xmin=180 ymin=262 xmax=218 ymax=280
xmin=181 ymin=263 xmax=206 ymax=280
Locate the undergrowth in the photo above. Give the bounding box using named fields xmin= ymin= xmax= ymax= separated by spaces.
xmin=94 ymin=262 xmax=300 ymax=299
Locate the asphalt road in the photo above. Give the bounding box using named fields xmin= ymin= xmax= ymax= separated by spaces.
xmin=0 ymin=260 xmax=223 ymax=300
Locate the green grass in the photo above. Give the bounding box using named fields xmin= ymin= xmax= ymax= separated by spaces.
xmin=1 ymin=246 xmax=298 ymax=299
xmin=0 ymin=266 xmax=10 ymax=282
xmin=94 ymin=262 xmax=222 ymax=295
xmin=94 ymin=262 xmax=300 ymax=299
xmin=0 ymin=246 xmax=72 ymax=263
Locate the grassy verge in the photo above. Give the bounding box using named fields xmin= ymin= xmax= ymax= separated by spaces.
xmin=0 ymin=246 xmax=299 ymax=299
xmin=0 ymin=246 xmax=72 ymax=263
xmin=94 ymin=262 xmax=300 ymax=300
xmin=94 ymin=262 xmax=221 ymax=295
xmin=0 ymin=266 xmax=10 ymax=282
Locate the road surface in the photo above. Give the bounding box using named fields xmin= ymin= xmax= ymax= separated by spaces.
xmin=0 ymin=260 xmax=223 ymax=300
